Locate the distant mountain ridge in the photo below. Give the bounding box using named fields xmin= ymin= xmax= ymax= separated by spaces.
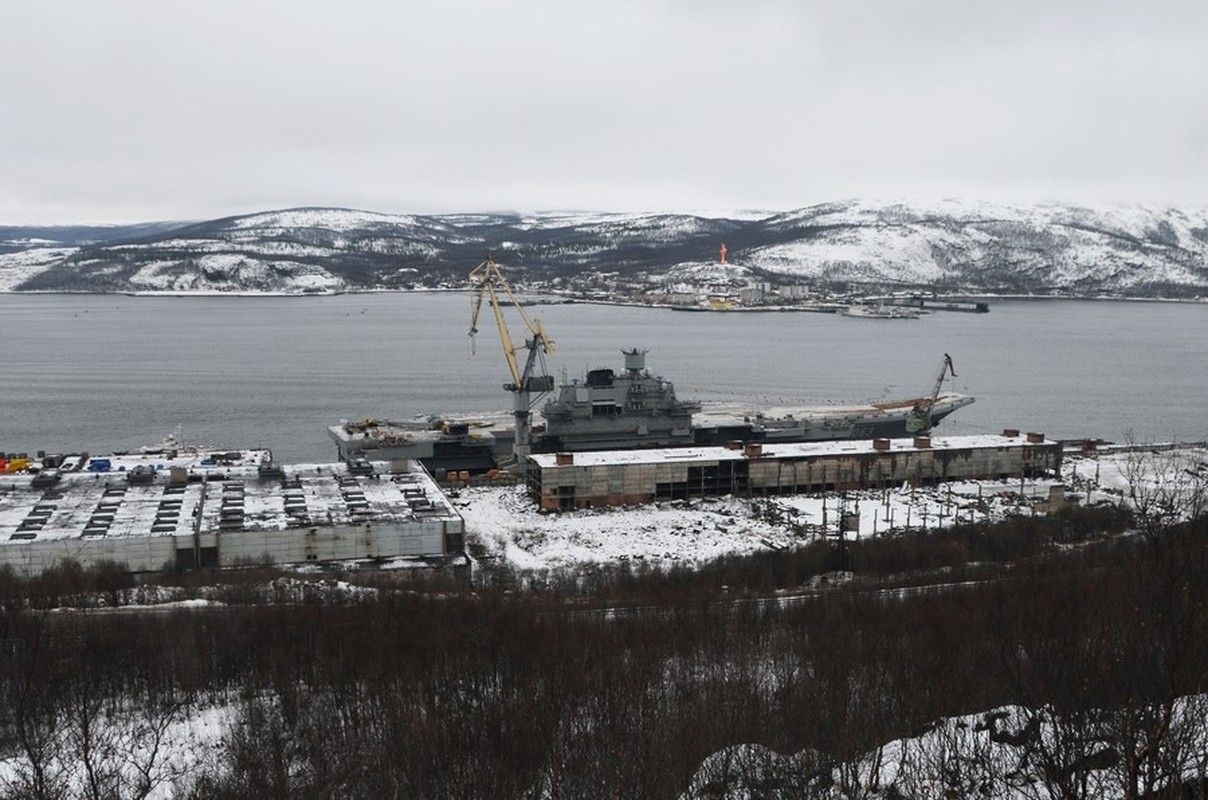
xmin=2 ymin=200 xmax=1206 ymax=298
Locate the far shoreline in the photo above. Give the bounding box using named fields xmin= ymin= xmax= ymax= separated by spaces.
xmin=0 ymin=287 xmax=1204 ymax=308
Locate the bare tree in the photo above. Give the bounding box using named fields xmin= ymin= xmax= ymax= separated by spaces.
xmin=1119 ymin=439 xmax=1208 ymax=540
xmin=2 ymin=613 xmax=71 ymax=800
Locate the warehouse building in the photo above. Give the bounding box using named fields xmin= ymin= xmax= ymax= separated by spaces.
xmin=527 ymin=432 xmax=1062 ymax=511
xmin=0 ymin=456 xmax=464 ymax=576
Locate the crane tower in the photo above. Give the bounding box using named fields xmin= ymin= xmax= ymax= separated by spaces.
xmin=468 ymin=254 xmax=555 ymax=462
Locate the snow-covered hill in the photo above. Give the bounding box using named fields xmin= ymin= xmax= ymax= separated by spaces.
xmin=746 ymin=199 xmax=1208 ymax=294
xmin=2 ymin=200 xmax=1205 ymax=296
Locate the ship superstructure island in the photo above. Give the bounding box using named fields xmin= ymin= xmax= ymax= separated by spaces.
xmin=540 ymin=348 xmax=700 ymax=451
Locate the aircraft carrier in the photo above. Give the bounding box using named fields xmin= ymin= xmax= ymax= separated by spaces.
xmin=327 ymin=350 xmax=974 ymax=471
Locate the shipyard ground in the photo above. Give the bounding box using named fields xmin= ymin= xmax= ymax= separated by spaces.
xmin=2 ymin=440 xmax=1203 ymax=578
xmin=461 ymin=441 xmax=1204 ymax=572
xmin=3 ymin=444 xmax=1204 ymax=800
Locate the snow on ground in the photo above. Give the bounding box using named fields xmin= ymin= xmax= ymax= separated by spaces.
xmin=0 ymin=698 xmax=232 ymax=800
xmin=1066 ymin=443 xmax=1208 ymax=496
xmin=458 ymin=486 xmax=800 ymax=568
xmin=228 ymin=208 xmax=428 ymax=232
xmin=680 ymin=695 xmax=1208 ymax=800
xmin=0 ymin=247 xmax=75 ymax=290
xmin=459 ymin=479 xmax=1058 ymax=572
xmin=460 ymin=445 xmax=1208 ymax=573
xmin=1 ymin=444 xmax=1203 ymax=798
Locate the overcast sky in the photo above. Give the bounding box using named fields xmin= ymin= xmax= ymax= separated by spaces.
xmin=3 ymin=0 xmax=1206 ymax=224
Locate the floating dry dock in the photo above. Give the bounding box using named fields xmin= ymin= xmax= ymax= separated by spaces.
xmin=527 ymin=431 xmax=1061 ymax=511
xmin=0 ymin=453 xmax=464 ymax=576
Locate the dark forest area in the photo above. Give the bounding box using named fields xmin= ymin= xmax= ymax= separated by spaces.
xmin=1 ymin=507 xmax=1207 ymax=799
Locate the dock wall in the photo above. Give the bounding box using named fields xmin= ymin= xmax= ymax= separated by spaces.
xmin=529 ymin=434 xmax=1061 ymax=511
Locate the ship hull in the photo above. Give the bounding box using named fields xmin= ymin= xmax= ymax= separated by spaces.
xmin=686 ymin=394 xmax=974 ymax=447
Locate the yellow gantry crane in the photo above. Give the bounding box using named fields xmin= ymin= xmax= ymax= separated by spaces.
xmin=468 ymin=254 xmax=555 ymax=461
xmin=906 ymin=353 xmax=957 ymax=435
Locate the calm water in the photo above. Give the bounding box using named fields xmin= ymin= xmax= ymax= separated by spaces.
xmin=2 ymin=293 xmax=1205 ymax=463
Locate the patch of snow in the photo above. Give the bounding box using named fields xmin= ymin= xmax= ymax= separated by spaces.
xmin=460 ymin=486 xmax=801 ymax=568
xmin=461 ymin=445 xmax=1208 ymax=573
xmin=0 ymin=697 xmax=235 ymax=799
xmin=0 ymin=247 xmax=75 ymax=291
xmin=682 ymin=696 xmax=1208 ymax=800
xmin=228 ymin=207 xmax=432 ymax=233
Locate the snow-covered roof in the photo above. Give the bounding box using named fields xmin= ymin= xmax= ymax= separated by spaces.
xmin=0 ymin=459 xmax=458 ymax=546
xmin=528 ymin=433 xmax=1052 ymax=469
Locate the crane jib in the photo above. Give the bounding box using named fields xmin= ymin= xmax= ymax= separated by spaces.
xmin=467 ymin=254 xmax=556 ymax=462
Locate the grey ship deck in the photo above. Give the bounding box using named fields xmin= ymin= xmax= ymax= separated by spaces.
xmin=692 ymin=393 xmax=976 ymax=443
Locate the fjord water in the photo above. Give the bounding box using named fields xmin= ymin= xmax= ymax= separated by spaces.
xmin=2 ymin=293 xmax=1205 ymax=464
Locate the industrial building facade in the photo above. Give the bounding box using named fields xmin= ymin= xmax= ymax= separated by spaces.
xmin=527 ymin=433 xmax=1062 ymax=511
xmin=0 ymin=460 xmax=464 ymax=576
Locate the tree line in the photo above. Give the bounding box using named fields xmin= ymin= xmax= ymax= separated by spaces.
xmin=0 ymin=506 xmax=1206 ymax=798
